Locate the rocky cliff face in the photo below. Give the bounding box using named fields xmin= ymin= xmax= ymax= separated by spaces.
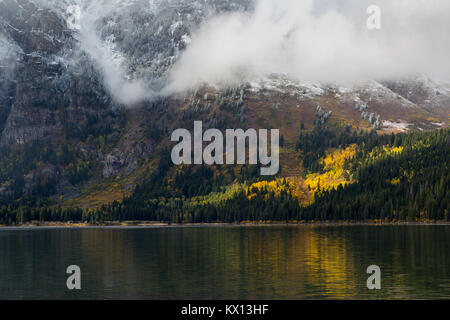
xmin=1 ymin=0 xmax=67 ymax=144
xmin=0 ymin=0 xmax=123 ymax=200
xmin=0 ymin=0 xmax=448 ymax=205
xmin=0 ymin=0 xmax=253 ymax=146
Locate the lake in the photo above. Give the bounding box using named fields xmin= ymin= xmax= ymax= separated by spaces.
xmin=0 ymin=225 xmax=449 ymax=299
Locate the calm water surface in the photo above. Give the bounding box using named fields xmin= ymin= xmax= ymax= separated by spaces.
xmin=0 ymin=225 xmax=449 ymax=299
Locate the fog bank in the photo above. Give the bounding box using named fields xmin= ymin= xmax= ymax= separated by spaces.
xmin=167 ymin=0 xmax=450 ymax=93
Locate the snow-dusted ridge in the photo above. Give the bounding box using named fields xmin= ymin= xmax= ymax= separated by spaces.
xmin=1 ymin=0 xmax=450 ymax=115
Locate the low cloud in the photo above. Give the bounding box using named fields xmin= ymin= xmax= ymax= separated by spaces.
xmin=32 ymin=0 xmax=450 ymax=104
xmin=72 ymin=0 xmax=155 ymax=105
xmin=0 ymin=34 xmax=18 ymax=62
xmin=166 ymin=0 xmax=450 ymax=93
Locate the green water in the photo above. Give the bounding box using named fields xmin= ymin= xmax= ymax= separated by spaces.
xmin=0 ymin=225 xmax=449 ymax=299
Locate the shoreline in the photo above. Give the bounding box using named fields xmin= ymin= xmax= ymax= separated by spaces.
xmin=1 ymin=220 xmax=449 ymax=229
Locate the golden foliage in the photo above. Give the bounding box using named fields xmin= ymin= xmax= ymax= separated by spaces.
xmin=246 ymin=179 xmax=295 ymax=200
xmin=368 ymin=145 xmax=403 ymax=160
xmin=246 ymin=145 xmax=357 ymax=204
xmin=304 ymin=145 xmax=356 ymax=197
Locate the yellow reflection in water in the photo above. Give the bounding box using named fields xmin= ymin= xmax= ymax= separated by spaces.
xmin=303 ymin=228 xmax=358 ymax=298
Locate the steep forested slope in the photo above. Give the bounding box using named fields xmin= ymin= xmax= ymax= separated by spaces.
xmin=0 ymin=0 xmax=449 ymax=224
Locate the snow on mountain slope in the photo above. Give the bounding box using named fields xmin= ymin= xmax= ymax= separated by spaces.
xmin=0 ymin=0 xmax=448 ymax=142
xmin=27 ymin=0 xmax=253 ymax=101
xmin=2 ymin=1 xmax=449 ymax=107
xmin=0 ymin=0 xmax=448 ymax=205
xmin=382 ymin=75 xmax=450 ymax=119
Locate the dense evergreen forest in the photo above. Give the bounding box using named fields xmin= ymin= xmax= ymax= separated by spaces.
xmin=0 ymin=128 xmax=448 ymax=225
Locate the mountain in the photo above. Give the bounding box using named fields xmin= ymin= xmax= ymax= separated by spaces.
xmin=0 ymin=0 xmax=448 ymax=223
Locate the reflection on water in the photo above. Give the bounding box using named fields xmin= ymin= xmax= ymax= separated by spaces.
xmin=0 ymin=225 xmax=449 ymax=299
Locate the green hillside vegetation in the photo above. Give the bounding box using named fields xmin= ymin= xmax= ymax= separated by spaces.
xmin=1 ymin=126 xmax=448 ymax=225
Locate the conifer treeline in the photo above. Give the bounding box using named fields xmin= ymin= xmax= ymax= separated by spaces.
xmin=0 ymin=129 xmax=448 ymax=225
